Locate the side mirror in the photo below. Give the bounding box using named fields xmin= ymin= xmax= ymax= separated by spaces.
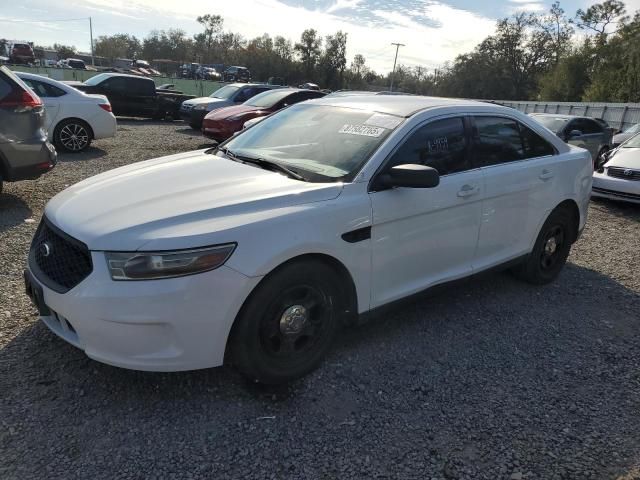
xmin=568 ymin=129 xmax=583 ymax=139
xmin=378 ymin=164 xmax=440 ymax=189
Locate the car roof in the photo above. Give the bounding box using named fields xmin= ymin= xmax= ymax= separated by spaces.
xmin=16 ymin=71 xmax=78 ymax=92
xmin=309 ymin=95 xmax=503 ymax=118
xmin=530 ymin=113 xmax=587 ymax=120
xmin=92 ymin=72 xmax=151 ymax=81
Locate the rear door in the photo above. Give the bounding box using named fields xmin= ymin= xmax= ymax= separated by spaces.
xmin=130 ymin=78 xmax=158 ymax=117
xmin=471 ymin=115 xmax=559 ymax=269
xmin=369 ymin=116 xmax=483 ymax=307
xmin=100 ymin=77 xmax=129 ymax=116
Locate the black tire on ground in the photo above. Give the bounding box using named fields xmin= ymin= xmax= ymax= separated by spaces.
xmin=0 ymin=172 xmax=3 ymax=195
xmin=229 ymin=260 xmax=345 ymax=384
xmin=512 ymin=207 xmax=575 ymax=285
xmin=53 ymin=119 xmax=92 ymax=153
xmin=189 ymin=122 xmax=200 ymax=130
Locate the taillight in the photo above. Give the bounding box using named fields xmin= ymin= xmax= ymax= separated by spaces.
xmin=98 ymin=103 xmax=112 ymax=113
xmin=0 ymin=88 xmax=42 ymax=111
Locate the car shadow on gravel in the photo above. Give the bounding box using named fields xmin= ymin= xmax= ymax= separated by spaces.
xmin=117 ymin=118 xmax=183 ymax=128
xmin=2 ymin=264 xmax=640 ymax=478
xmin=57 ymin=147 xmax=108 ymax=162
xmin=591 ymin=197 xmax=640 ymax=221
xmin=175 ymin=127 xmax=205 ymax=138
xmin=0 ymin=192 xmax=32 ymax=232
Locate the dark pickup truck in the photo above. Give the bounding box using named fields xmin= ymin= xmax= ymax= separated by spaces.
xmin=69 ymin=73 xmax=195 ymax=119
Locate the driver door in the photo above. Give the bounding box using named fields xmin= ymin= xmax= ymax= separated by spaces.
xmin=369 ymin=116 xmax=483 ymax=308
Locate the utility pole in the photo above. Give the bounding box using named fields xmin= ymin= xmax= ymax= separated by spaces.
xmin=389 ymin=42 xmax=404 ymax=92
xmin=89 ymin=17 xmax=94 ymax=66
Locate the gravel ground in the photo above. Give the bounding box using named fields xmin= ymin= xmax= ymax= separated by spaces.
xmin=1 ymin=121 xmax=640 ymax=480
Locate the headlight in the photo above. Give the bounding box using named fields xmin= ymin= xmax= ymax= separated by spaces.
xmin=105 ymin=244 xmax=236 ymax=280
xmin=193 ymin=104 xmax=210 ymax=111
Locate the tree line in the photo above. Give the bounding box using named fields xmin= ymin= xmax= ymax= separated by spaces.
xmin=38 ymin=0 xmax=639 ymax=101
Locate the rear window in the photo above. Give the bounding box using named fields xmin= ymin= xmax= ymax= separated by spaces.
xmin=245 ymin=89 xmax=295 ymax=108
xmin=0 ymin=66 xmax=33 ymax=99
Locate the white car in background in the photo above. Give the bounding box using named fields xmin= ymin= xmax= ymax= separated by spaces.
xmin=593 ymin=133 xmax=640 ymax=204
xmin=16 ymin=71 xmax=116 ymax=153
xmin=24 ymin=96 xmax=592 ymax=384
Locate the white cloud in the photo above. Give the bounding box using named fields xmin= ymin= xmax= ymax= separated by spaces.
xmin=507 ymin=2 xmax=545 ymax=13
xmin=1 ymin=0 xmax=498 ymax=73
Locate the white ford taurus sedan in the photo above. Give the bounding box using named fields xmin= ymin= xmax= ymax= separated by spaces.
xmin=24 ymin=96 xmax=593 ymax=383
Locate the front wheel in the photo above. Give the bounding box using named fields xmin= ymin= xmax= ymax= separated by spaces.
xmin=513 ymin=208 xmax=574 ymax=285
xmin=229 ymin=260 xmax=344 ymax=384
xmin=54 ymin=119 xmax=92 ymax=153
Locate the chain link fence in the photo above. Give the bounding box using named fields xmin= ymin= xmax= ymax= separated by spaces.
xmin=497 ymin=101 xmax=640 ymax=131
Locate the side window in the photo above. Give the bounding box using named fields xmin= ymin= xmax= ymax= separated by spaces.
xmin=581 ymin=119 xmax=603 ymax=134
xmin=388 ymin=117 xmax=470 ymax=176
xmin=23 ymin=79 xmax=49 ymax=97
xmin=473 ymin=116 xmax=524 ymax=166
xmin=103 ymin=77 xmax=127 ymax=93
xmin=235 ymin=88 xmax=254 ymax=102
xmin=297 ymin=91 xmax=324 ymax=101
xmin=133 ymin=79 xmax=154 ymax=96
xmin=519 ymin=123 xmax=555 ymax=158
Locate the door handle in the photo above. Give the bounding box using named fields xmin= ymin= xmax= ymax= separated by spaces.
xmin=457 ymin=184 xmax=480 ymax=198
xmin=539 ymin=169 xmax=554 ymax=181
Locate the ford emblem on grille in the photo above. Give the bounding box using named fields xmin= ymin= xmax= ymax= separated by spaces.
xmin=624 ymin=169 xmax=634 ymax=176
xmin=40 ymin=242 xmax=52 ymax=257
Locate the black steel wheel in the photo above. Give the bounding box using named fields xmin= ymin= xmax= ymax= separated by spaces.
xmin=54 ymin=119 xmax=92 ymax=153
xmin=229 ymin=260 xmax=344 ymax=384
xmin=513 ymin=207 xmax=574 ymax=285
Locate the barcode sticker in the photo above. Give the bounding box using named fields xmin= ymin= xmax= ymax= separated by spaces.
xmin=339 ymin=124 xmax=385 ymax=137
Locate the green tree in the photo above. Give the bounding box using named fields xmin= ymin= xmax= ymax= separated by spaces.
xmin=94 ymin=34 xmax=141 ymax=62
xmin=194 ymin=14 xmax=223 ymax=63
xmin=294 ymin=29 xmax=322 ymax=80
xmin=320 ymin=31 xmax=347 ymax=89
xmin=576 ymin=0 xmax=628 ymax=44
xmin=53 ymin=43 xmax=77 ymax=60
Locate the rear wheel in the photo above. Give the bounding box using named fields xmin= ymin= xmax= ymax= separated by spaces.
xmin=513 ymin=207 xmax=574 ymax=285
xmin=229 ymin=260 xmax=344 ymax=384
xmin=54 ymin=119 xmax=92 ymax=153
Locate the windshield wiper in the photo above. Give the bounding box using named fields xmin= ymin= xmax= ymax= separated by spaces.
xmin=219 ymin=148 xmax=305 ymax=181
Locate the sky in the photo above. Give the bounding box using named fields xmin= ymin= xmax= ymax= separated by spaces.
xmin=1 ymin=0 xmax=639 ymax=73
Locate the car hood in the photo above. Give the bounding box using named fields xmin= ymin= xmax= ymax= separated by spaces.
xmin=207 ymin=104 xmax=262 ymax=121
xmin=606 ymin=147 xmax=640 ymax=169
xmin=45 ymin=150 xmax=343 ymax=251
xmin=184 ymin=97 xmax=231 ymax=107
xmin=613 ymin=133 xmax=633 ymax=145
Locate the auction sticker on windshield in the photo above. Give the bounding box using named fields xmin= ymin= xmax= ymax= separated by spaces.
xmin=339 ymin=124 xmax=385 ymax=137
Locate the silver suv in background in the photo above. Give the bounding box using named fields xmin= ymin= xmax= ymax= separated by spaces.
xmin=0 ymin=66 xmax=56 ymax=193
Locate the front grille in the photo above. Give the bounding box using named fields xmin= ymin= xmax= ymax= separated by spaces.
xmin=181 ymin=104 xmax=194 ymax=112
xmin=608 ymin=167 xmax=640 ymax=181
xmin=29 ymin=218 xmax=93 ymax=293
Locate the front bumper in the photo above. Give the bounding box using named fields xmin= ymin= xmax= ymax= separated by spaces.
xmin=592 ymin=171 xmax=640 ymax=204
xmin=26 ymin=253 xmax=261 ymax=371
xmin=180 ymin=107 xmax=207 ymax=127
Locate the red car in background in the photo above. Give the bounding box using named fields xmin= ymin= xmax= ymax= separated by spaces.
xmin=202 ymin=88 xmax=326 ymax=141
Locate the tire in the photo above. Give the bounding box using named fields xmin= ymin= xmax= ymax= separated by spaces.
xmin=229 ymin=260 xmax=344 ymax=384
xmin=513 ymin=207 xmax=574 ymax=285
xmin=189 ymin=122 xmax=200 ymax=130
xmin=54 ymin=119 xmax=92 ymax=153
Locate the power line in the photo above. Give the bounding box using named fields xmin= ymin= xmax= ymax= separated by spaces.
xmin=0 ymin=17 xmax=90 ymax=23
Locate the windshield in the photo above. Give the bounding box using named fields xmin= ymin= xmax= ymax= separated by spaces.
xmin=623 ymin=123 xmax=640 ymax=134
xmin=84 ymin=73 xmax=111 ymax=86
xmin=621 ymin=133 xmax=640 ymax=148
xmin=532 ymin=115 xmax=569 ymax=132
xmin=209 ymin=85 xmax=239 ymax=99
xmin=245 ymin=89 xmax=293 ymax=108
xmin=221 ymin=104 xmax=401 ymax=182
